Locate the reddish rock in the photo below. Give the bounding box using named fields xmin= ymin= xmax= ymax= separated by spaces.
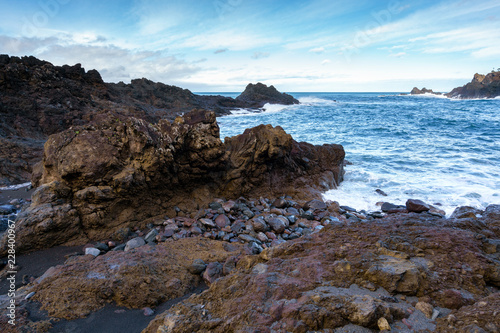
xmin=215 ymin=215 xmax=230 ymax=228
xmin=0 ymin=109 xmax=344 ymax=255
xmin=406 ymin=199 xmax=430 ymax=213
xmin=203 ymin=262 xmax=223 ymax=285
xmin=303 ymin=199 xmax=327 ymax=211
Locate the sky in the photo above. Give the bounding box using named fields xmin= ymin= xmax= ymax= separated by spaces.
xmin=0 ymin=0 xmax=499 ymax=92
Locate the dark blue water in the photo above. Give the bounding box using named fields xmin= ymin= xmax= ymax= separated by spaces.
xmin=216 ymin=93 xmax=500 ymax=214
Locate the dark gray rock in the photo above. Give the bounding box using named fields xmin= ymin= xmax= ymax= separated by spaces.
xmin=188 ymin=259 xmax=207 ymax=275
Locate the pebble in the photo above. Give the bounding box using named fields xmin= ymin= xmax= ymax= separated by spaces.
xmin=143 ymin=307 xmax=154 ymax=316
xmin=124 ymin=237 xmax=146 ymax=251
xmin=85 ymin=247 xmax=101 ymax=257
xmin=415 ymin=301 xmax=433 ymax=318
xmin=378 ymin=317 xmax=391 ymax=331
xmin=25 ymin=291 xmax=36 ymax=300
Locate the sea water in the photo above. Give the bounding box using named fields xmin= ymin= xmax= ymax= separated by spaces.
xmin=216 ymin=92 xmax=500 ymax=215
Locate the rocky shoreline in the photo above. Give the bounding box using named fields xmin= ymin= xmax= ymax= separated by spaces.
xmin=1 ymin=189 xmax=499 ymax=332
xmin=0 ymin=55 xmax=499 ymax=332
xmin=410 ymin=70 xmax=500 ymax=99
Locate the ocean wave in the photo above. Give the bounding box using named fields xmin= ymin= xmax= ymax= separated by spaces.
xmin=298 ymin=96 xmax=338 ymax=105
xmin=0 ymin=182 xmax=31 ymax=190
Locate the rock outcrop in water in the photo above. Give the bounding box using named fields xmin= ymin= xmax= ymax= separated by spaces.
xmin=236 ymin=82 xmax=299 ymax=107
xmin=410 ymin=87 xmax=442 ymax=96
xmin=0 ymin=110 xmax=344 ymax=255
xmin=0 ymin=54 xmax=298 ymax=186
xmin=447 ymin=71 xmax=500 ymax=99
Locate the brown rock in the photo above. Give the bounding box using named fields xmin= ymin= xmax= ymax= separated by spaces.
xmin=406 ymin=199 xmax=430 ymax=213
xmin=0 ymin=109 xmax=345 ymax=255
xmin=215 ymin=215 xmax=230 ymax=228
xmin=202 ymin=262 xmax=223 ymax=285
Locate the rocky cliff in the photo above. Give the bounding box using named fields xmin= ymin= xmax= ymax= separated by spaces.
xmin=0 ymin=110 xmax=344 ymax=255
xmin=447 ymin=71 xmax=500 ymax=99
xmin=0 ymin=55 xmax=299 ymax=186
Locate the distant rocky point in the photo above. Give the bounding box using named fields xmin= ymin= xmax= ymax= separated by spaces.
xmin=410 ymin=70 xmax=500 ymax=99
xmin=446 ymin=71 xmax=500 ymax=99
xmin=0 ymin=54 xmax=298 ymax=186
xmin=410 ymin=87 xmax=443 ymax=96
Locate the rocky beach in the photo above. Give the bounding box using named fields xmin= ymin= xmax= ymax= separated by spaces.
xmin=0 ymin=55 xmax=499 ymax=333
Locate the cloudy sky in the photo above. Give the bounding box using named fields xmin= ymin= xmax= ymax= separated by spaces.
xmin=1 ymin=0 xmax=499 ymax=92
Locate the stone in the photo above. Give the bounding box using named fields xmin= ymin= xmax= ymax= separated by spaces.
xmin=143 ymin=307 xmax=154 ymax=316
xmin=188 ymin=259 xmax=207 ymax=275
xmin=144 ymin=229 xmax=159 ymax=243
xmin=223 ymin=256 xmax=238 ymax=276
xmin=202 ymin=262 xmax=223 ymax=285
xmin=272 ymin=198 xmax=288 ymax=209
xmin=415 ymin=301 xmax=433 ymax=318
xmin=124 ymin=237 xmax=146 ymax=251
xmin=85 ymin=247 xmax=100 ymax=257
xmin=238 ymin=234 xmax=260 ymax=243
xmin=215 ymin=214 xmax=231 ymax=228
xmin=376 ymin=189 xmax=388 ymax=196
xmin=365 ymin=256 xmax=420 ymax=294
xmin=378 ymin=317 xmax=391 ymax=331
xmin=0 ymin=205 xmax=15 ymax=215
xmin=381 ymin=202 xmax=400 ymax=212
xmin=303 ymin=199 xmax=327 ymax=211
xmin=268 ymin=216 xmax=288 ymax=233
xmin=484 ymin=204 xmax=500 ymax=221
xmin=251 ymin=217 xmax=268 ymax=232
xmin=450 ymin=206 xmax=482 ymax=219
xmin=406 ymin=199 xmax=430 ymax=213
xmin=94 ymin=242 xmax=109 ymax=252
xmin=199 ymin=218 xmax=216 ymax=227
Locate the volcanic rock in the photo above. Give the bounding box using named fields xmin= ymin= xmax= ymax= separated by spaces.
xmin=0 ymin=55 xmax=301 ymax=185
xmin=0 ymin=110 xmax=344 ymax=255
xmin=236 ymin=82 xmax=299 ymax=108
xmin=406 ymin=199 xmax=430 ymax=213
xmin=447 ymin=71 xmax=500 ymax=99
xmin=144 ymin=208 xmax=500 ymax=332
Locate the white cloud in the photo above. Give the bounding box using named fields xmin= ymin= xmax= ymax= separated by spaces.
xmin=0 ymin=34 xmax=201 ymax=84
xmin=390 ymin=52 xmax=406 ymax=58
xmin=309 ymin=47 xmax=325 ymax=54
xmin=181 ymin=29 xmax=278 ymax=51
xmin=251 ymin=52 xmax=270 ymax=59
xmin=321 ymin=59 xmax=331 ymax=65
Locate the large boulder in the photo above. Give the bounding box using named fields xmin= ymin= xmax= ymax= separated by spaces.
xmin=0 ymin=110 xmax=344 ymax=254
xmin=236 ymin=82 xmax=299 ymax=107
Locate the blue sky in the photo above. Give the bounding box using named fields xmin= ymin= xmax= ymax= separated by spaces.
xmin=1 ymin=0 xmax=499 ymax=92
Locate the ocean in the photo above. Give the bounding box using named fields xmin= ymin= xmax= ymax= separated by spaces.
xmin=215 ymin=92 xmax=500 ymax=216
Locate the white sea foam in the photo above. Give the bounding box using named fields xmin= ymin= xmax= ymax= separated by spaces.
xmin=0 ymin=182 xmax=31 ymax=191
xmin=298 ymin=96 xmax=338 ymax=105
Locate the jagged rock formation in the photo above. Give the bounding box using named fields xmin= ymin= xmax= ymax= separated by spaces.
xmin=0 ymin=55 xmax=299 ymax=186
xmin=236 ymin=82 xmax=299 ymax=107
xmin=0 ymin=110 xmax=344 ymax=255
xmin=410 ymin=87 xmax=442 ymax=96
xmin=447 ymin=71 xmax=500 ymax=99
